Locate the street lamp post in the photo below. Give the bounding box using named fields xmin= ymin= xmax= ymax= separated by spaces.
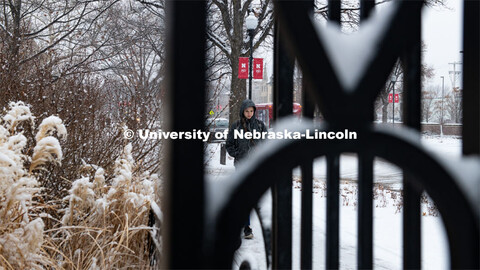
xmin=391 ymin=75 xmax=397 ymax=126
xmin=440 ymin=76 xmax=445 ymax=136
xmin=246 ymin=11 xmax=257 ymax=100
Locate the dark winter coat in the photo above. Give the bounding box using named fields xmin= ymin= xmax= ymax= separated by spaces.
xmin=226 ymin=99 xmax=268 ymax=167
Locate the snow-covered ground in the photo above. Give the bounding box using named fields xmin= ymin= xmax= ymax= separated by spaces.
xmin=205 ymin=135 xmax=461 ymax=269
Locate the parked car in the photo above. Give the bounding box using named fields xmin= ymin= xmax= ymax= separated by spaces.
xmin=205 ymin=117 xmax=229 ymax=142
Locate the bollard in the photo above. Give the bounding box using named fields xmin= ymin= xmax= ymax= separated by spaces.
xmin=220 ymin=142 xmax=226 ymax=165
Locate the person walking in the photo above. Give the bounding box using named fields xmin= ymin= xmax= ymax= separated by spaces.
xmin=226 ymin=99 xmax=268 ymax=239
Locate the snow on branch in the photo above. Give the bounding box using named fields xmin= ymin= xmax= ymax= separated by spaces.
xmin=207 ymin=30 xmax=231 ymax=56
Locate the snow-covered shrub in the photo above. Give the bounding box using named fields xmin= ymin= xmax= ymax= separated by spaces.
xmin=0 ymin=102 xmax=161 ymax=268
xmin=54 ymin=143 xmax=162 ymax=269
xmin=0 ymin=102 xmax=65 ymax=269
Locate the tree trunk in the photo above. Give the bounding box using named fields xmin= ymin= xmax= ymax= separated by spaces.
xmin=2 ymin=0 xmax=23 ymax=107
xmin=228 ymin=8 xmax=247 ymax=125
xmin=229 ymin=58 xmax=247 ymax=125
xmin=382 ymin=103 xmax=388 ymax=123
xmin=11 ymin=0 xmax=22 ymax=58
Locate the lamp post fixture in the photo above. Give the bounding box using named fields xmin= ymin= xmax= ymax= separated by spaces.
xmin=391 ymin=75 xmax=397 ymax=126
xmin=246 ymin=10 xmax=257 ymax=100
xmin=440 ymin=76 xmax=445 ymax=136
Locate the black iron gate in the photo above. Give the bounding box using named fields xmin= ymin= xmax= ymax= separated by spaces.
xmin=164 ymin=0 xmax=479 ymax=269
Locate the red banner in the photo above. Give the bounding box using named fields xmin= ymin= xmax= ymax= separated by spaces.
xmin=389 ymin=93 xmax=399 ymax=103
xmin=238 ymin=57 xmax=249 ymax=79
xmin=253 ymin=58 xmax=263 ymax=79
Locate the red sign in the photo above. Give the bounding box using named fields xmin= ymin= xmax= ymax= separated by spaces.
xmin=238 ymin=57 xmax=249 ymax=79
xmin=394 ymin=94 xmax=399 ymax=103
xmin=253 ymin=58 xmax=263 ymax=79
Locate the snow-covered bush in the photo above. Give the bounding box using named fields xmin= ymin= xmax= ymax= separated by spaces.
xmin=52 ymin=143 xmax=162 ymax=269
xmin=0 ymin=102 xmax=161 ymax=269
xmin=0 ymin=102 xmax=162 ymax=269
xmin=0 ymin=101 xmax=65 ymax=269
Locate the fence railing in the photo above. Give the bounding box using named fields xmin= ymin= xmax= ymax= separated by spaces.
xmin=163 ymin=1 xmax=479 ymax=269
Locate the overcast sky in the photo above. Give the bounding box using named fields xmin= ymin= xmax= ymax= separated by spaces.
xmin=422 ymin=0 xmax=463 ymax=92
xmin=260 ymin=1 xmax=464 ymax=94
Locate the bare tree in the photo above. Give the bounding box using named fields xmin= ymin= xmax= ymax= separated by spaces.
xmin=204 ymin=0 xmax=446 ymax=124
xmin=207 ymin=0 xmax=274 ymax=124
xmin=374 ymin=45 xmax=434 ymax=123
xmin=374 ymin=61 xmax=403 ymax=122
xmin=421 ymin=87 xmax=440 ymax=123
xmin=0 ymin=0 xmax=168 ymax=200
xmin=0 ymin=0 xmax=123 ymax=102
xmin=99 ymin=2 xmax=166 ymax=173
xmin=444 ymin=88 xmax=462 ymax=123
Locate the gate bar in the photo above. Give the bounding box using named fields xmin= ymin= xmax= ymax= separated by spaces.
xmin=325 ymin=2 xmax=341 ymax=269
xmin=358 ymin=153 xmax=373 ymax=269
xmin=401 ymin=2 xmax=422 ymax=268
xmin=300 ymin=2 xmax=315 ymax=269
xmin=462 ymin=0 xmax=480 ymax=156
xmin=272 ymin=14 xmax=294 ymax=269
xmin=358 ymin=2 xmax=375 ymax=268
xmin=165 ymin=1 xmax=206 ymax=268
xmin=326 ymin=154 xmax=340 ymax=269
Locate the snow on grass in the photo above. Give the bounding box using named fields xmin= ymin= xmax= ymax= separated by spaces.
xmin=35 ymin=115 xmax=67 ymax=142
xmin=57 ymin=143 xmax=161 ymax=268
xmin=421 ymin=134 xmax=462 ymax=157
xmin=0 ymin=102 xmax=57 ymax=269
xmin=2 ymin=101 xmax=35 ymax=133
xmin=30 ymin=136 xmax=63 ymax=172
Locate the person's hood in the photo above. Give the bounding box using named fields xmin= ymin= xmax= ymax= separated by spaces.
xmin=239 ymin=99 xmax=256 ymax=119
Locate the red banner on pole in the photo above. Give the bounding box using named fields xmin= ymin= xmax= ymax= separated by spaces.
xmin=253 ymin=58 xmax=263 ymax=79
xmin=238 ymin=57 xmax=249 ymax=79
xmin=394 ymin=94 xmax=399 ymax=103
xmin=388 ymin=93 xmax=393 ymax=103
